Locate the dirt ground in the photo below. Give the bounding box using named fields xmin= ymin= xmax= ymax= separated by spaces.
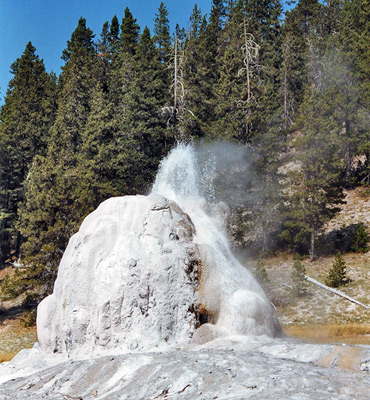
xmin=0 ymin=268 xmax=37 ymax=362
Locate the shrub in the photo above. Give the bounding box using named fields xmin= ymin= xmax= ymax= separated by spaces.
xmin=350 ymin=223 xmax=369 ymax=253
xmin=255 ymin=258 xmax=269 ymax=283
xmin=21 ymin=309 xmax=37 ymax=327
xmin=0 ymin=273 xmax=21 ymax=300
xmin=291 ymin=260 xmax=308 ymax=297
xmin=325 ymin=252 xmax=349 ymax=288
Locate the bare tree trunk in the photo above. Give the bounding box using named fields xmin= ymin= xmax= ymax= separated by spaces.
xmin=262 ymin=225 xmax=268 ymax=252
xmin=173 ymin=37 xmax=178 ymax=126
xmin=305 ymin=275 xmax=369 ymax=309
xmin=344 ymin=86 xmax=352 ymax=183
xmin=245 ymin=58 xmax=250 ymax=101
xmin=161 ymin=35 xmax=189 ymax=139
xmin=345 ymin=143 xmax=352 ymax=183
xmin=239 ymin=18 xmax=259 ymax=103
xmin=309 ymin=230 xmax=316 ymax=261
xmin=243 ymin=19 xmax=251 ymax=102
xmin=283 ymin=68 xmax=288 ymax=132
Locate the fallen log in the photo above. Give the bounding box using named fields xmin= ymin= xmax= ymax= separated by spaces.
xmin=305 ymin=275 xmax=369 ymax=309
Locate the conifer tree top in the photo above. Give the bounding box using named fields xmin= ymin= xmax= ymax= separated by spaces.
xmin=61 ymin=17 xmax=95 ymax=64
xmin=120 ymin=7 xmax=140 ymax=56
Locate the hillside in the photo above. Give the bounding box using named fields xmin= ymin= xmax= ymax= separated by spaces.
xmin=246 ymin=188 xmax=370 ymax=344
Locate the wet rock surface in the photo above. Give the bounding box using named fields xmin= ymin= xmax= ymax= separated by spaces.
xmin=0 ymin=339 xmax=369 ymax=399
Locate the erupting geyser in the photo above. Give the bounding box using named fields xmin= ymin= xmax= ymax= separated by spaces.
xmin=36 ymin=143 xmax=280 ymax=357
xmin=151 ymin=144 xmax=281 ymax=342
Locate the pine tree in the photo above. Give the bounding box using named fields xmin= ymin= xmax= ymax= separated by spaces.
xmin=255 ymin=257 xmax=269 ymax=283
xmin=78 ymin=82 xmax=122 ymax=202
xmin=153 ymin=2 xmax=172 ymax=120
xmin=197 ymin=0 xmax=228 ymax=138
xmin=175 ymin=23 xmax=186 ymax=43
xmin=323 ymin=49 xmax=366 ymax=185
xmin=280 ymin=84 xmax=346 ymax=260
xmin=109 ymin=15 xmax=120 ymax=50
xmin=154 ymin=2 xmax=171 ymax=63
xmin=247 ymin=0 xmax=283 ymax=136
xmin=279 ymin=1 xmax=368 ymax=255
xmin=341 ymin=0 xmax=370 ymax=107
xmin=105 ymin=14 xmax=125 ymax=133
xmin=279 ymin=30 xmax=301 ymax=140
xmin=19 ymin=18 xmax=97 ymax=293
xmin=212 ymin=2 xmax=246 ymax=141
xmin=321 ymin=0 xmax=343 ymax=38
xmin=0 ymin=42 xmax=56 ymax=265
xmin=325 ymin=252 xmax=349 ymax=288
xmin=95 ymin=21 xmax=110 ymax=92
xmin=189 ymin=4 xmax=203 ymax=38
xmin=180 ymin=5 xmax=210 ymax=139
xmin=350 ymin=223 xmax=369 ymax=253
xmin=117 ymin=7 xmax=141 ymax=116
xmin=107 ymin=15 xmax=121 ymax=73
xmin=291 ymin=260 xmax=308 ymax=297
xmin=206 ymin=0 xmax=226 ymax=77
xmin=213 ymin=44 xmax=246 ymax=141
xmin=120 ymin=7 xmax=140 ymax=57
xmin=117 ymin=27 xmax=169 ymax=194
xmin=249 ymin=143 xmax=283 ymax=252
xmin=339 ymin=0 xmax=370 ymax=183
xmin=282 ymin=0 xmax=323 ymax=115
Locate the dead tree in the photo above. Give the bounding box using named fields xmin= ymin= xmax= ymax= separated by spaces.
xmin=307 ymin=38 xmax=324 ymax=94
xmin=161 ymin=36 xmax=194 ymax=133
xmin=238 ymin=18 xmax=260 ymax=103
xmin=236 ymin=18 xmax=261 ymax=139
xmin=305 ymin=275 xmax=369 ymax=309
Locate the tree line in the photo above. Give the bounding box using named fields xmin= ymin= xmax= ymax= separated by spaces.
xmin=0 ymin=0 xmax=369 ymax=301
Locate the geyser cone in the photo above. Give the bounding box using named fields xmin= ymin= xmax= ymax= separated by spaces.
xmin=37 ymin=195 xmax=201 ymax=356
xmin=37 ymin=143 xmax=280 ymax=358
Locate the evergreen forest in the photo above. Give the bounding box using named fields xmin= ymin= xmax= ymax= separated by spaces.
xmin=0 ymin=0 xmax=369 ymax=304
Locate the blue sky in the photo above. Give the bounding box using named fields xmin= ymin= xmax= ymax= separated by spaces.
xmin=0 ymin=0 xmax=213 ymax=105
xmin=0 ymin=1 xmax=291 ymax=106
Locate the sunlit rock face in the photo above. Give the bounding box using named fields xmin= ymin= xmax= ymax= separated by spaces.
xmin=37 ymin=194 xmax=200 ymax=357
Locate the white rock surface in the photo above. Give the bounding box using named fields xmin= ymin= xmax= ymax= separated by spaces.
xmin=0 ymin=338 xmax=369 ymax=399
xmin=37 ymin=194 xmax=200 ymax=357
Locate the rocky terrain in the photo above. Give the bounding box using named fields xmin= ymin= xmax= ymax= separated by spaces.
xmin=325 ymin=188 xmax=370 ymax=233
xmin=0 ymin=338 xmax=369 ymax=400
